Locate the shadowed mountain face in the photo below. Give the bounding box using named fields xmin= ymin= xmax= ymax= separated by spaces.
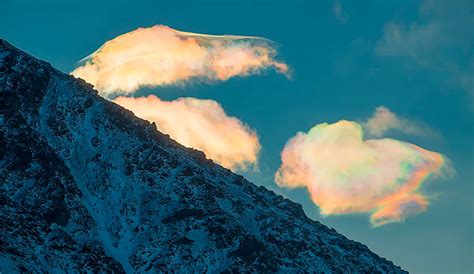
xmin=0 ymin=39 xmax=406 ymax=273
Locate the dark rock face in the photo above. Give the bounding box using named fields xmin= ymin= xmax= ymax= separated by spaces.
xmin=0 ymin=39 xmax=406 ymax=273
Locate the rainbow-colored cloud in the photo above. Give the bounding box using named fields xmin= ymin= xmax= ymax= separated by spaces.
xmin=275 ymin=120 xmax=450 ymax=226
xmin=71 ymin=25 xmax=288 ymax=97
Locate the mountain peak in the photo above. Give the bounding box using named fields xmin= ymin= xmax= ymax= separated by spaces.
xmin=0 ymin=39 xmax=406 ymax=272
xmin=0 ymin=38 xmax=12 ymax=48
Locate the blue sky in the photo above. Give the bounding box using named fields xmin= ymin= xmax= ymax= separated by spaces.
xmin=1 ymin=0 xmax=473 ymax=272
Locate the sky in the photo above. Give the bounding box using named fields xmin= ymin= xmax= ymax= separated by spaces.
xmin=1 ymin=0 xmax=473 ymax=272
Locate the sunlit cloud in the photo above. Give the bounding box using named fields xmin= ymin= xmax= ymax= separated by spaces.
xmin=364 ymin=106 xmax=435 ymax=137
xmin=275 ymin=120 xmax=451 ymax=226
xmin=71 ymin=25 xmax=289 ymax=97
xmin=114 ymin=95 xmax=260 ymax=171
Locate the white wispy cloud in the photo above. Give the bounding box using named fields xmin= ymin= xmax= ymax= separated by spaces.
xmin=363 ymin=106 xmax=436 ymax=137
xmin=376 ymin=0 xmax=474 ymax=94
xmin=333 ymin=0 xmax=349 ymax=24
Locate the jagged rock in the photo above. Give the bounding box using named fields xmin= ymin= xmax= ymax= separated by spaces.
xmin=0 ymin=39 xmax=406 ymax=273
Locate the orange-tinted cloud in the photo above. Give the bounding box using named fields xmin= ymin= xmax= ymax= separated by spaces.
xmin=275 ymin=120 xmax=451 ymax=226
xmin=71 ymin=25 xmax=289 ymax=97
xmin=114 ymin=95 xmax=260 ymax=171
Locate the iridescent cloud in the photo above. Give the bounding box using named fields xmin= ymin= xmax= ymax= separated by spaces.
xmin=275 ymin=120 xmax=450 ymax=226
xmin=71 ymin=25 xmax=289 ymax=97
xmin=114 ymin=95 xmax=260 ymax=171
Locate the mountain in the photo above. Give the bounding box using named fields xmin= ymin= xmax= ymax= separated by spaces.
xmin=0 ymin=39 xmax=406 ymax=273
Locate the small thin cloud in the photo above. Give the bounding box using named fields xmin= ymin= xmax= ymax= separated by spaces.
xmin=363 ymin=106 xmax=436 ymax=138
xmin=333 ymin=0 xmax=349 ymax=24
xmin=275 ymin=120 xmax=452 ymax=226
xmin=376 ymin=0 xmax=474 ymax=94
xmin=71 ymin=25 xmax=289 ymax=97
xmin=114 ymin=95 xmax=261 ymax=171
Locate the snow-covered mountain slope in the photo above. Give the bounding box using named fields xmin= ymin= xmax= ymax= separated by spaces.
xmin=0 ymin=39 xmax=406 ymax=273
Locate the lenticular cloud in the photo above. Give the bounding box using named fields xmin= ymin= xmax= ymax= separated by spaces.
xmin=114 ymin=95 xmax=260 ymax=171
xmin=275 ymin=120 xmax=450 ymax=226
xmin=71 ymin=25 xmax=289 ymax=96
